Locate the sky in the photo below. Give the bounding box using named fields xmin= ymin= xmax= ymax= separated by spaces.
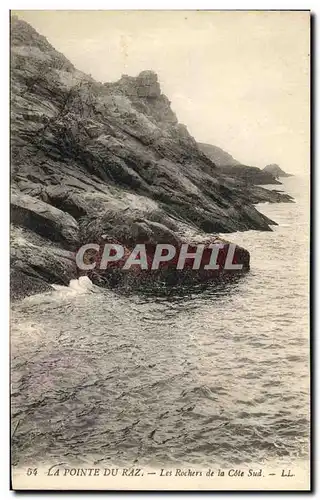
xmin=13 ymin=10 xmax=310 ymax=174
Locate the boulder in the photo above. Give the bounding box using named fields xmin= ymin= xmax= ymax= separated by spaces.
xmin=11 ymin=224 xmax=77 ymax=299
xmin=131 ymin=219 xmax=181 ymax=245
xmin=11 ymin=192 xmax=79 ymax=248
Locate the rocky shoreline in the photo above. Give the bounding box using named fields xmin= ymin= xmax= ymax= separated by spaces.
xmin=10 ymin=16 xmax=293 ymax=300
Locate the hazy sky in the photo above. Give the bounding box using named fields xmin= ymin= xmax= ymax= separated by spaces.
xmin=13 ymin=10 xmax=310 ymax=174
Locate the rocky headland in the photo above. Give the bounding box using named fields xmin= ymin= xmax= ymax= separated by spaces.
xmin=263 ymin=164 xmax=293 ymax=178
xmin=198 ymin=143 xmax=283 ymax=185
xmin=10 ymin=16 xmax=293 ymax=299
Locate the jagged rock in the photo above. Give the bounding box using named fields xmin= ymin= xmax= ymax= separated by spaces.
xmin=244 ymin=186 xmax=293 ymax=204
xmin=108 ymin=71 xmax=161 ymax=99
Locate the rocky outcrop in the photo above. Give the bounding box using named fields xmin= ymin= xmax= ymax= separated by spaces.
xmin=10 ymin=16 xmax=293 ymax=298
xmin=263 ymin=164 xmax=293 ymax=178
xmin=217 ymin=164 xmax=281 ymax=185
xmin=198 ymin=143 xmax=281 ymax=185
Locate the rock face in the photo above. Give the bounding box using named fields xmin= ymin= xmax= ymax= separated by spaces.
xmin=10 ymin=16 xmax=293 ymax=298
xmin=263 ymin=164 xmax=293 ymax=178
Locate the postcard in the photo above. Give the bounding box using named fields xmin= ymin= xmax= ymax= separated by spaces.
xmin=10 ymin=10 xmax=310 ymax=491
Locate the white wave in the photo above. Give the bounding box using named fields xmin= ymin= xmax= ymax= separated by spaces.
xmin=51 ymin=276 xmax=95 ymax=295
xmin=12 ymin=277 xmax=98 ymax=309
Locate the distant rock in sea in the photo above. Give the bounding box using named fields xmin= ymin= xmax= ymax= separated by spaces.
xmin=263 ymin=164 xmax=293 ymax=178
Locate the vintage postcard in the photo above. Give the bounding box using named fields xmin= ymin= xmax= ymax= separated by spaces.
xmin=10 ymin=10 xmax=310 ymax=491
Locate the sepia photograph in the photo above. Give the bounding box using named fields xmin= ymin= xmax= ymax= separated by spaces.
xmin=10 ymin=9 xmax=310 ymax=491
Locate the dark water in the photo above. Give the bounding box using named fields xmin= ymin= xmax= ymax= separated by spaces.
xmin=11 ymin=177 xmax=309 ymax=469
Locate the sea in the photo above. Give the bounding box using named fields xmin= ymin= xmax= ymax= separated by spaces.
xmin=11 ymin=176 xmax=310 ymax=470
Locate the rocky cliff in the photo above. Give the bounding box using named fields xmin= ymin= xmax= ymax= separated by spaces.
xmin=10 ymin=16 xmax=293 ymax=298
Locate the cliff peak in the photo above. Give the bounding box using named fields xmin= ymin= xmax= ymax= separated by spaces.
xmin=105 ymin=69 xmax=161 ymax=99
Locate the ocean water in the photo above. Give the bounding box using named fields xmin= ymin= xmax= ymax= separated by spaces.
xmin=11 ymin=176 xmax=310 ymax=469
